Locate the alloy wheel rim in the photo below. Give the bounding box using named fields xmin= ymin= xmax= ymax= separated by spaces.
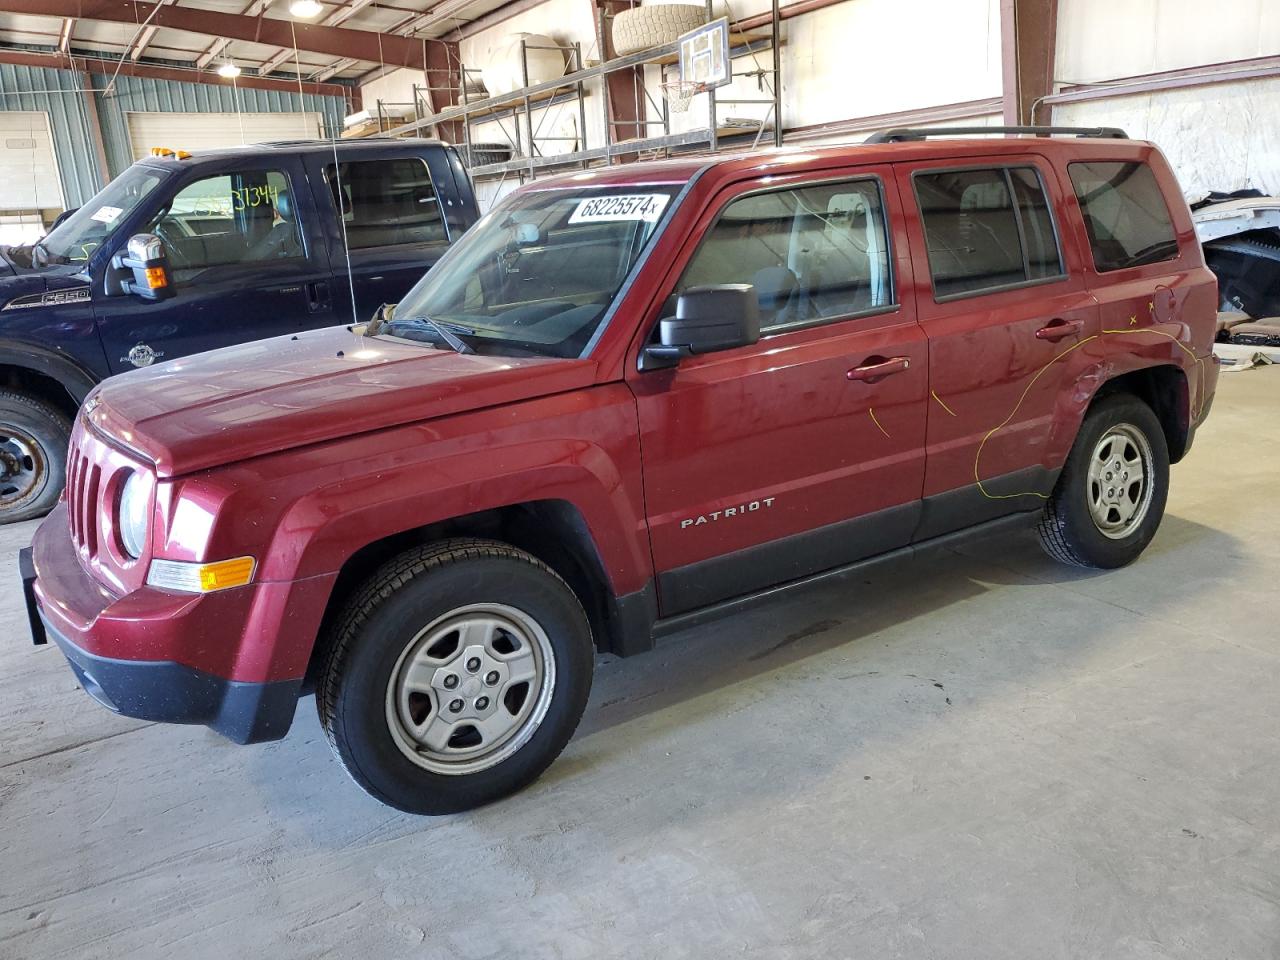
xmin=0 ymin=426 xmax=46 ymax=507
xmin=385 ymin=602 xmax=555 ymax=776
xmin=1086 ymin=423 xmax=1153 ymax=540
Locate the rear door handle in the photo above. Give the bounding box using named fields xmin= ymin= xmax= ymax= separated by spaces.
xmin=1035 ymin=318 xmax=1084 ymax=341
xmin=847 ymin=356 xmax=910 ymax=382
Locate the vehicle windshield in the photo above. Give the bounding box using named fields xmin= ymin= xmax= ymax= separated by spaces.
xmin=385 ymin=184 xmax=680 ymax=357
xmin=39 ymin=165 xmax=166 ymax=265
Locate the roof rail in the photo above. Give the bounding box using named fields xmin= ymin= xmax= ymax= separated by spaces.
xmin=866 ymin=125 xmax=1130 ymax=143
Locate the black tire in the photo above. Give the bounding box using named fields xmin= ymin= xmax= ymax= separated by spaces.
xmin=1038 ymin=393 xmax=1170 ymax=569
xmin=0 ymin=390 xmax=72 ymax=524
xmin=317 ymin=538 xmax=594 ymax=814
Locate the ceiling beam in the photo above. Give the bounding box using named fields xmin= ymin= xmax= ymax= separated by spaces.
xmin=195 ymin=0 xmax=271 ymax=70
xmin=255 ymin=0 xmax=379 ymax=77
xmin=312 ymin=57 xmax=357 ymax=83
xmin=0 ymin=47 xmax=355 ymax=99
xmin=0 ymin=0 xmax=441 ymax=70
xmin=57 ymin=17 xmax=74 ymax=53
xmin=129 ymin=0 xmax=178 ymax=61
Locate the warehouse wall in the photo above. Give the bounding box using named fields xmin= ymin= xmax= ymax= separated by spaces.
xmin=93 ymin=74 xmax=346 ymax=179
xmin=0 ymin=63 xmax=104 ymax=209
xmin=1051 ymin=0 xmax=1280 ymax=197
xmin=0 ymin=63 xmax=348 ymax=215
xmin=665 ymin=0 xmax=1001 ymax=134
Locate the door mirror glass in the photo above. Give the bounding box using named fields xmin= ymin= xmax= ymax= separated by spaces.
xmin=107 ymin=233 xmax=174 ymax=301
xmin=642 ymin=284 xmax=760 ymax=370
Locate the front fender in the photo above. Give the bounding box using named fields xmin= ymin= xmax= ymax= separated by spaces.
xmin=154 ymin=385 xmax=650 ymax=675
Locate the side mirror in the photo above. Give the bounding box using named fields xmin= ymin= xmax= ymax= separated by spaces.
xmin=49 ymin=208 xmax=78 ymax=231
xmin=641 ymin=284 xmax=760 ymax=370
xmin=107 ymin=234 xmax=174 ymax=301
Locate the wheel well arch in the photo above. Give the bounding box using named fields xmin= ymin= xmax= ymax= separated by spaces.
xmin=0 ymin=363 xmax=82 ymax=422
xmin=304 ymin=499 xmax=630 ymax=689
xmin=1095 ymin=363 xmax=1190 ymax=463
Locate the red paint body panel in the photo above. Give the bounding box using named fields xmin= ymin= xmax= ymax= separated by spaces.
xmin=29 ymin=137 xmax=1222 ymax=713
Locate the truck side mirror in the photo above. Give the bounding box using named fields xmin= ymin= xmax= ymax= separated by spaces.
xmin=640 ymin=284 xmax=761 ymax=371
xmin=107 ymin=234 xmax=174 ymax=301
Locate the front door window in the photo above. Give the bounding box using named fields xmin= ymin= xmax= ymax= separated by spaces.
xmin=145 ymin=169 xmax=301 ymax=278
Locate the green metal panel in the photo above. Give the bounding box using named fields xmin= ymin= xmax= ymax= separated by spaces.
xmin=0 ymin=63 xmax=104 ymax=208
xmin=0 ymin=62 xmax=349 ymax=208
xmin=94 ymin=74 xmax=347 ymax=179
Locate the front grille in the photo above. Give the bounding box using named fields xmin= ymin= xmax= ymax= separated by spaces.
xmin=66 ymin=437 xmax=102 ymax=559
xmin=62 ymin=423 xmax=149 ymax=597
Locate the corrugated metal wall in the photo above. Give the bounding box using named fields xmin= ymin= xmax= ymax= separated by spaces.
xmin=0 ymin=63 xmax=349 ymax=210
xmin=0 ymin=63 xmax=103 ymax=209
xmin=94 ymin=74 xmax=347 ymax=179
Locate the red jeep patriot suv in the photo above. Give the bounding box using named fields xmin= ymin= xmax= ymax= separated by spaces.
xmin=22 ymin=127 xmax=1220 ymax=814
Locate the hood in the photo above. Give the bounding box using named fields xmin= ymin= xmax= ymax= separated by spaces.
xmin=86 ymin=325 xmax=599 ymax=477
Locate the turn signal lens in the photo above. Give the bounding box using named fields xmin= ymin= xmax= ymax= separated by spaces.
xmin=144 ymin=266 xmax=168 ymax=289
xmin=147 ymin=556 xmax=256 ymax=593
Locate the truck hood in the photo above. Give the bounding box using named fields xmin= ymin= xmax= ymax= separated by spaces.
xmin=86 ymin=325 xmax=599 ymax=477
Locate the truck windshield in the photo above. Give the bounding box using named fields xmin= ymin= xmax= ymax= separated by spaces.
xmin=386 ymin=184 xmax=680 ymax=357
xmin=39 ymin=166 xmax=165 ymax=265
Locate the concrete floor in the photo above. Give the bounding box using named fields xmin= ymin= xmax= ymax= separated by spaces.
xmin=2 ymin=368 xmax=1279 ymax=960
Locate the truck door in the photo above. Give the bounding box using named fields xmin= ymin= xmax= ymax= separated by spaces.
xmin=627 ymin=168 xmax=930 ymax=616
xmin=92 ymin=154 xmax=340 ymax=374
xmin=300 ymin=149 xmax=455 ymax=322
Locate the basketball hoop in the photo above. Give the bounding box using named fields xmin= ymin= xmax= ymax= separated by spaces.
xmin=660 ymin=79 xmax=704 ymax=114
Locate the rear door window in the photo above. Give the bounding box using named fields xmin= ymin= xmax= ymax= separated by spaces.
xmin=914 ymin=166 xmax=1065 ymax=299
xmin=325 ymin=157 xmax=446 ymax=249
xmin=1067 ymin=161 xmax=1179 ymax=272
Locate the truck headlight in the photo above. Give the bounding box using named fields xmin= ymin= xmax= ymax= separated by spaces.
xmin=118 ymin=471 xmax=149 ymax=558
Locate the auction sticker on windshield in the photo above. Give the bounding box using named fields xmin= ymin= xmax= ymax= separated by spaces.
xmin=89 ymin=205 xmax=123 ymax=224
xmin=569 ymin=194 xmax=669 ymax=224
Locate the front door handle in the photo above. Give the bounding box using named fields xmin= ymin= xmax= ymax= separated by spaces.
xmin=847 ymin=356 xmax=910 ymax=382
xmin=1035 ymin=318 xmax=1084 ymax=341
xmin=306 ymin=280 xmax=330 ymax=313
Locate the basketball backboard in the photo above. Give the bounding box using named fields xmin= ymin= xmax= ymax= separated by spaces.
xmin=677 ymin=17 xmax=731 ymax=90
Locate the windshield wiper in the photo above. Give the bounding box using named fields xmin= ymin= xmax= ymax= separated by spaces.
xmin=384 ymin=316 xmax=477 ymax=355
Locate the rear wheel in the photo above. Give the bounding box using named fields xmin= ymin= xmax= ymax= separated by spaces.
xmin=1038 ymin=393 xmax=1169 ymax=569
xmin=318 ymin=539 xmax=594 ymax=814
xmin=0 ymin=390 xmax=71 ymax=524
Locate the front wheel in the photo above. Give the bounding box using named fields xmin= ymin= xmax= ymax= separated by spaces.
xmin=0 ymin=390 xmax=71 ymax=524
xmin=317 ymin=539 xmax=594 ymax=814
xmin=1038 ymin=393 xmax=1170 ymax=569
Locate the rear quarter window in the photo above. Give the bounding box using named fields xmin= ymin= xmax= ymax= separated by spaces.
xmin=1067 ymin=161 xmax=1179 ymax=272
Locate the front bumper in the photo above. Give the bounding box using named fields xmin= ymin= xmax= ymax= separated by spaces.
xmin=22 ymin=503 xmax=335 ymax=744
xmin=31 ymin=582 xmax=300 ymax=744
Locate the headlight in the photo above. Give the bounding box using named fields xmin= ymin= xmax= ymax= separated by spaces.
xmin=117 ymin=471 xmax=149 ymax=558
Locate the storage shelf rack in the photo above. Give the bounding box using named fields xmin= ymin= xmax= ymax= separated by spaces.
xmin=379 ymin=0 xmax=782 ymax=185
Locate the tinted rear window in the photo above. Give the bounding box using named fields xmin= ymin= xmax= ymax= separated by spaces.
xmin=1068 ymin=161 xmax=1179 ymax=272
xmin=914 ymin=166 xmax=1064 ymax=299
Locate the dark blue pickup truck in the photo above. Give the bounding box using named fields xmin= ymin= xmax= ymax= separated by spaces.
xmin=0 ymin=137 xmax=479 ymax=522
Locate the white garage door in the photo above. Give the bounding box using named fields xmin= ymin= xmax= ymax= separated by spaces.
xmin=0 ymin=111 xmax=64 ymax=210
xmin=126 ymin=111 xmax=323 ymax=160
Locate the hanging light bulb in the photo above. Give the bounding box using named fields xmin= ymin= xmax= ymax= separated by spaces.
xmin=289 ymin=0 xmax=323 ymax=18
xmin=217 ymin=62 xmax=242 ymax=78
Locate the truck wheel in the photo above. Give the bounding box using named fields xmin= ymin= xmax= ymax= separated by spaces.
xmin=0 ymin=390 xmax=71 ymax=524
xmin=1037 ymin=393 xmax=1169 ymax=569
xmin=317 ymin=539 xmax=594 ymax=814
